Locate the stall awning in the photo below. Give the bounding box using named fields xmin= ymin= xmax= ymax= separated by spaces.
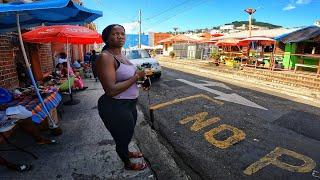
xmin=0 ymin=0 xmax=102 ymax=33
xmin=275 ymin=26 xmax=320 ymax=43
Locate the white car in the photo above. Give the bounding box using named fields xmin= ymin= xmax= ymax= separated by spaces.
xmin=124 ymin=49 xmax=162 ymax=79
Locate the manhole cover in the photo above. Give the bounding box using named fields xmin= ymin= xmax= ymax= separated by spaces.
xmin=275 ymin=110 xmax=320 ymax=141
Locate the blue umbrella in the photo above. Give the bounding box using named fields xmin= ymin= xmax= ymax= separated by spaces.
xmin=0 ymin=0 xmax=102 ymax=128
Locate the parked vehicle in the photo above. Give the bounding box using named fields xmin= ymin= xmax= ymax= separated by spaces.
xmin=124 ymin=49 xmax=162 ymax=79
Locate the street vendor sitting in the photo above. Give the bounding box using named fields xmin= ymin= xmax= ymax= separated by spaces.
xmin=61 ymin=62 xmax=87 ymax=90
xmin=72 ymin=60 xmax=81 ymax=69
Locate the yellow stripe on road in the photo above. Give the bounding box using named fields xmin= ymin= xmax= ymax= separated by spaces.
xmin=244 ymin=147 xmax=316 ymax=175
xmin=179 ymin=112 xmax=220 ymax=132
xmin=204 ymin=124 xmax=246 ymax=149
xmin=150 ymin=94 xmax=224 ymax=111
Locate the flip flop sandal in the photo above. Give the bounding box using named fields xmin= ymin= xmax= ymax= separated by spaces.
xmin=128 ymin=151 xmax=143 ymax=158
xmin=37 ymin=139 xmax=57 ymax=145
xmin=9 ymin=164 xmax=32 ymax=172
xmin=125 ymin=162 xmax=147 ymax=171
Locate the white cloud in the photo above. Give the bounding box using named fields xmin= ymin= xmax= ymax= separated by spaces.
xmin=283 ymin=4 xmax=296 ymax=11
xmin=121 ymin=22 xmax=139 ymax=34
xmin=296 ymin=0 xmax=311 ymax=4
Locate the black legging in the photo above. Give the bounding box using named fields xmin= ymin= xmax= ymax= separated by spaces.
xmin=91 ymin=61 xmax=97 ymax=79
xmin=98 ymin=94 xmax=137 ymax=164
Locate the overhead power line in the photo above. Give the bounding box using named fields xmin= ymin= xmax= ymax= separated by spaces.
xmin=92 ymin=0 xmax=137 ymax=22
xmin=143 ymin=0 xmax=209 ymax=31
xmin=144 ymin=0 xmax=195 ymax=21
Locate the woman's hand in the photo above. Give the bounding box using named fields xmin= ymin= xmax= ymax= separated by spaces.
xmin=135 ymin=70 xmax=146 ymax=79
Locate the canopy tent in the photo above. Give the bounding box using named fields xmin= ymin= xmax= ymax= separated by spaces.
xmin=238 ymin=37 xmax=276 ymax=46
xmin=210 ymin=28 xmax=297 ymax=42
xmin=23 ymin=25 xmax=103 ymax=105
xmin=0 ymin=0 xmax=102 ymax=128
xmin=215 ymin=38 xmax=240 ymax=46
xmin=0 ymin=0 xmax=102 ymax=33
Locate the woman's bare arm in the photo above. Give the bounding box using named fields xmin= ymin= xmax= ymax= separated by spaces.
xmin=96 ymin=52 xmax=139 ymax=97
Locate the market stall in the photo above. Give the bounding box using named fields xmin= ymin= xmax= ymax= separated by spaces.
xmin=0 ymin=0 xmax=102 ymax=166
xmin=239 ymin=37 xmax=276 ymax=69
xmin=214 ymin=39 xmax=243 ymax=67
xmin=22 ymin=25 xmax=103 ymax=105
xmin=275 ymin=25 xmax=320 ymax=76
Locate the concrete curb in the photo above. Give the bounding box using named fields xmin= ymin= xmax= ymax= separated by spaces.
xmin=134 ymin=107 xmax=190 ymax=180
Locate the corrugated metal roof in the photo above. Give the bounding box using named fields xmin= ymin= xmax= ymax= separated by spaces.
xmin=210 ymin=28 xmax=298 ymax=41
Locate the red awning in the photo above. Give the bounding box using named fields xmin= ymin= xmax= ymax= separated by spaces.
xmin=238 ymin=37 xmax=275 ymax=46
xmin=215 ymin=39 xmax=240 ymax=46
xmin=22 ymin=25 xmax=103 ymax=44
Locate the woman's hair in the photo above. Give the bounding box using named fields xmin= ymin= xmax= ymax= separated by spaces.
xmin=62 ymin=62 xmax=68 ymax=68
xmin=55 ymin=63 xmax=62 ymax=69
xmin=102 ymin=24 xmax=125 ymax=51
xmin=60 ymin=52 xmax=67 ymax=59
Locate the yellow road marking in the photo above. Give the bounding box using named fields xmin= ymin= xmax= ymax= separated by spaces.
xmin=179 ymin=112 xmax=220 ymax=132
xmin=204 ymin=124 xmax=246 ymax=149
xmin=150 ymin=94 xmax=224 ymax=111
xmin=244 ymin=147 xmax=316 ymax=175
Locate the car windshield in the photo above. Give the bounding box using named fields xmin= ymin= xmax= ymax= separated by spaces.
xmin=125 ymin=50 xmax=150 ymax=60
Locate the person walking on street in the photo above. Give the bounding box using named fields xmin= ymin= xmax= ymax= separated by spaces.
xmin=96 ymin=24 xmax=147 ymax=171
xmin=90 ymin=50 xmax=98 ymax=82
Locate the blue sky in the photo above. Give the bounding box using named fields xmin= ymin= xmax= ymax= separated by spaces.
xmin=82 ymin=0 xmax=320 ymax=34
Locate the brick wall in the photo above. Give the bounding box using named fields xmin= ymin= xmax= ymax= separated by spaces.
xmin=0 ymin=33 xmax=19 ymax=89
xmin=38 ymin=43 xmax=53 ymax=73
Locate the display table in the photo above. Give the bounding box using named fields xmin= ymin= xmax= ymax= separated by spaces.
xmin=3 ymin=91 xmax=62 ymax=124
xmin=291 ymin=54 xmax=320 ymax=76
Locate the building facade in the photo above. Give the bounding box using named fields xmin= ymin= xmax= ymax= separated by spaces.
xmin=148 ymin=32 xmax=172 ymax=47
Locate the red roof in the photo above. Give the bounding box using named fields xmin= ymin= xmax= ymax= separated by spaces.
xmin=158 ymin=34 xmax=198 ymax=43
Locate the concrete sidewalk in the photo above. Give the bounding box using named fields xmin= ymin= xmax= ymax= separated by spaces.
xmin=0 ymin=79 xmax=154 ymax=180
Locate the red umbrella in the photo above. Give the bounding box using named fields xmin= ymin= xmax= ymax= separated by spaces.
xmin=215 ymin=39 xmax=240 ymax=46
xmin=238 ymin=37 xmax=275 ymax=46
xmin=22 ymin=25 xmax=103 ymax=44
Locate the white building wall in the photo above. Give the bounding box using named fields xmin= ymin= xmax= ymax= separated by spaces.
xmin=163 ymin=46 xmax=173 ymax=56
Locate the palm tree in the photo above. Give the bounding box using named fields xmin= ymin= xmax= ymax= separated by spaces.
xmin=173 ymin=27 xmax=178 ymax=35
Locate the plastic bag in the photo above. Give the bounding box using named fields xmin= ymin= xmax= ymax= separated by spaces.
xmin=6 ymin=105 xmax=32 ymax=120
xmin=0 ymin=88 xmax=13 ymax=105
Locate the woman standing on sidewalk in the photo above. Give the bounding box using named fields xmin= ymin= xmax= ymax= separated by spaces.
xmin=96 ymin=24 xmax=147 ymax=171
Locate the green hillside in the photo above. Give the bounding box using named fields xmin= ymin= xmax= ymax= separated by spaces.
xmin=225 ymin=20 xmax=282 ymax=29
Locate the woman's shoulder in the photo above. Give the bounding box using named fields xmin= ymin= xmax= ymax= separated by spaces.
xmin=100 ymin=50 xmax=113 ymax=59
xmin=97 ymin=51 xmax=115 ymax=65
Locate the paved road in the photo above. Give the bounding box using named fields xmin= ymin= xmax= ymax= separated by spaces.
xmin=138 ymin=68 xmax=320 ymax=180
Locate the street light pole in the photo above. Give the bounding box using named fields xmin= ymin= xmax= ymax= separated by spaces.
xmin=138 ymin=9 xmax=142 ymax=49
xmin=245 ymin=8 xmax=256 ymax=37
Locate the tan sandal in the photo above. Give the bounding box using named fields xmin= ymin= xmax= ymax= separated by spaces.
xmin=125 ymin=162 xmax=147 ymax=171
xmin=128 ymin=151 xmax=143 ymax=158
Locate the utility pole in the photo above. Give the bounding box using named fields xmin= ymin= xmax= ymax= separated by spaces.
xmin=138 ymin=9 xmax=142 ymax=49
xmin=245 ymin=8 xmax=256 ymax=37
